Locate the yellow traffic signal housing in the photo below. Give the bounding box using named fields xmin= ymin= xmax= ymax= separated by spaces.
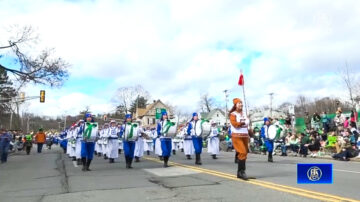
xmin=19 ymin=92 xmax=25 ymax=102
xmin=40 ymin=90 xmax=45 ymax=103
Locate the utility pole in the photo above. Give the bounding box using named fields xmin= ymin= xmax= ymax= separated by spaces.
xmin=9 ymin=111 xmax=13 ymax=130
xmin=269 ymin=93 xmax=274 ymax=118
xmin=224 ymin=90 xmax=229 ymax=126
xmin=136 ymin=95 xmax=139 ymax=118
xmin=26 ymin=116 xmax=30 ymax=133
xmin=64 ymin=115 xmax=67 ymax=131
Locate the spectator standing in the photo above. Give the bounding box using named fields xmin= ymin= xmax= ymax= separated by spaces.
xmin=304 ymin=112 xmax=311 ymax=130
xmin=350 ymin=122 xmax=359 ymax=143
xmin=34 ymin=128 xmax=46 ymax=153
xmin=334 ymin=109 xmax=345 ymax=133
xmin=311 ymin=113 xmax=321 ymax=131
xmin=321 ymin=112 xmax=329 ymax=134
xmin=350 ymin=110 xmax=358 ymax=128
xmin=344 ymin=117 xmax=350 ymax=128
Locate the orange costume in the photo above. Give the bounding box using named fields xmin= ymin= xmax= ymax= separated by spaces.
xmin=35 ymin=132 xmax=46 ymax=144
xmin=229 ymin=98 xmax=251 ymax=180
xmin=230 ymin=111 xmax=249 ymax=161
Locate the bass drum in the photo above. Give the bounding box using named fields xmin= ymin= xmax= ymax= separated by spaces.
xmin=194 ymin=121 xmax=202 ymax=136
xmin=200 ymin=122 xmax=211 ymax=138
xmin=124 ymin=123 xmax=139 ymax=141
xmin=162 ymin=120 xmax=178 ymax=138
xmin=268 ymin=125 xmax=277 ymax=140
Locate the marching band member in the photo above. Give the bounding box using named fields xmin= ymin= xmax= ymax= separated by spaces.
xmin=171 ymin=138 xmax=179 ymax=155
xmin=154 ymin=126 xmax=163 ymax=160
xmin=94 ymin=125 xmax=102 ymax=157
xmin=108 ymin=120 xmax=120 ymax=163
xmin=121 ymin=114 xmax=137 ymax=169
xmin=187 ymin=112 xmax=203 ymax=165
xmin=261 ymin=117 xmax=274 ymax=162
xmin=101 ymin=123 xmax=110 ymax=160
xmin=69 ymin=124 xmax=77 ymax=162
xmin=134 ymin=124 xmax=145 ymax=162
xmin=143 ymin=127 xmax=154 ymax=155
xmin=157 ymin=112 xmax=172 ymax=167
xmin=183 ymin=123 xmax=194 ymax=160
xmin=118 ymin=123 xmax=123 ymax=154
xmin=59 ymin=130 xmax=68 ymax=154
xmin=208 ymin=121 xmax=220 ymax=159
xmin=75 ymin=120 xmax=85 ymax=165
xmin=178 ymin=129 xmax=184 ymax=153
xmin=229 ymin=98 xmax=251 ymax=180
xmin=81 ymin=114 xmax=98 ymax=171
xmin=66 ymin=127 xmax=72 ymax=157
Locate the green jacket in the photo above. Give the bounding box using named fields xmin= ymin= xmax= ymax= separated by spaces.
xmin=25 ymin=134 xmax=32 ymax=141
xmin=301 ymin=135 xmax=311 ymax=144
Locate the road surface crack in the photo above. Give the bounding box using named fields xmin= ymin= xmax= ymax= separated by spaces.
xmin=56 ymin=152 xmax=70 ymax=193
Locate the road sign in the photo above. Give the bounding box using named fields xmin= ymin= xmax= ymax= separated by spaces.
xmin=155 ymin=108 xmax=167 ymax=119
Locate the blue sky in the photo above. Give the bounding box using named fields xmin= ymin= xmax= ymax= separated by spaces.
xmin=1 ymin=0 xmax=360 ymax=117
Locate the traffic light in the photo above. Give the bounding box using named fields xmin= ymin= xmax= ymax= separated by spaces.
xmin=40 ymin=90 xmax=45 ymax=103
xmin=19 ymin=92 xmax=25 ymax=102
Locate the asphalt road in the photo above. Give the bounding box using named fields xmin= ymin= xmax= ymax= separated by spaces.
xmin=0 ymin=145 xmax=359 ymax=202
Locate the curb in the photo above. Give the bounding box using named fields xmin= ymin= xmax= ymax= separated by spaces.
xmin=252 ymin=152 xmax=360 ymax=162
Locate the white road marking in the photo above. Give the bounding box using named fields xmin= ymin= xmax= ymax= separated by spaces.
xmin=334 ymin=169 xmax=360 ymax=174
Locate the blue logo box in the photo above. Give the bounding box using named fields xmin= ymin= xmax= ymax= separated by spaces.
xmin=297 ymin=164 xmax=333 ymax=184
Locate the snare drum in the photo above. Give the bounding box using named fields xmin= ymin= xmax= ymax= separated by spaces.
xmin=268 ymin=125 xmax=277 ymax=140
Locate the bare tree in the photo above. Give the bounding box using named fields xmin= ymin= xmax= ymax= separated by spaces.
xmin=339 ymin=63 xmax=357 ymax=109
xmin=0 ymin=25 xmax=69 ymax=87
xmin=278 ymin=102 xmax=293 ymax=111
xmin=199 ymin=93 xmax=215 ymax=113
xmin=295 ymin=95 xmax=308 ymax=114
xmin=112 ymin=85 xmax=150 ymax=114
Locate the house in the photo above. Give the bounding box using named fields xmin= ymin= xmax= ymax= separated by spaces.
xmin=135 ymin=100 xmax=173 ymax=127
xmin=200 ymin=108 xmax=227 ymax=126
xmin=250 ymin=108 xmax=288 ymax=128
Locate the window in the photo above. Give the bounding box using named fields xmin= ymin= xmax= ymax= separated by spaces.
xmin=153 ymin=118 xmax=155 ymax=124
xmin=148 ymin=118 xmax=150 ymax=125
xmin=217 ymin=113 xmax=219 ymax=117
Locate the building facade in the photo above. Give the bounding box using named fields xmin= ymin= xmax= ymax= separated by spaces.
xmin=135 ymin=100 xmax=173 ymax=127
xmin=200 ymin=108 xmax=227 ymax=126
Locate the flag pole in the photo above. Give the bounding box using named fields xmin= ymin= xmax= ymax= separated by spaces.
xmin=240 ymin=69 xmax=248 ymax=116
xmin=242 ymin=84 xmax=248 ymax=116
